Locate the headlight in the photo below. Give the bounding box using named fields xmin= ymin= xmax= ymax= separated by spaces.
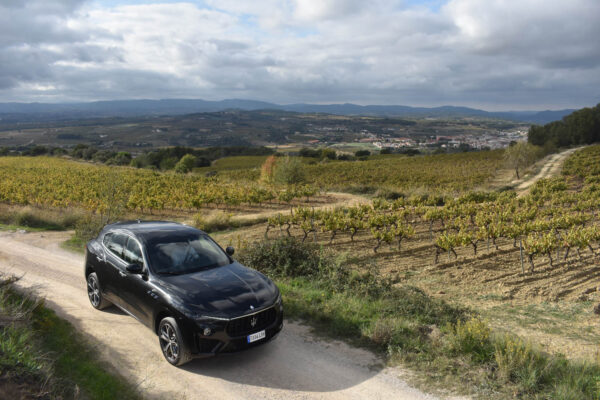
xmin=195 ymin=315 xmax=228 ymax=335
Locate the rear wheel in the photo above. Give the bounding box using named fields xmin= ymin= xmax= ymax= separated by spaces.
xmin=158 ymin=317 xmax=192 ymax=366
xmin=86 ymin=272 xmax=112 ymax=310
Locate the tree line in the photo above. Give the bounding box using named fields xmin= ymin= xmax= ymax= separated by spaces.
xmin=528 ymin=103 xmax=600 ymax=147
xmin=0 ymin=144 xmax=274 ymax=173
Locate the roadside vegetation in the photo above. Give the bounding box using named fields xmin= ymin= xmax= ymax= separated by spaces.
xmin=0 ymin=206 xmax=81 ymax=231
xmin=238 ymin=237 xmax=600 ymax=399
xmin=0 ymin=274 xmax=140 ymax=399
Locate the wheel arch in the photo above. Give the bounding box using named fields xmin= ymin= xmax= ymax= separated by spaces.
xmin=154 ymin=309 xmax=173 ymax=334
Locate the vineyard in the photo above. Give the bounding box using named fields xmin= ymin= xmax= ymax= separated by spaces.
xmin=213 ymin=150 xmax=506 ymax=193
xmin=302 ymin=149 xmax=505 ymax=192
xmin=263 ymin=146 xmax=600 ymax=296
xmin=0 ymin=150 xmax=507 ymax=217
xmin=0 ymin=157 xmax=319 ymax=214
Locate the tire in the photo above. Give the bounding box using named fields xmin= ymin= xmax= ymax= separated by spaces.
xmin=86 ymin=272 xmax=112 ymax=310
xmin=158 ymin=317 xmax=192 ymax=366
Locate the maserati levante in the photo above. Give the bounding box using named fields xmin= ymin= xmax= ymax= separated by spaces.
xmin=84 ymin=221 xmax=283 ymax=366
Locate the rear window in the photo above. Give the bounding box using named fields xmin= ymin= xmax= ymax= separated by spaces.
xmin=146 ymin=232 xmax=230 ymax=275
xmin=104 ymin=232 xmax=128 ymax=259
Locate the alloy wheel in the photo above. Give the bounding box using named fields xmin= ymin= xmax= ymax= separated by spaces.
xmin=87 ymin=275 xmax=100 ymax=307
xmin=159 ymin=323 xmax=180 ymax=363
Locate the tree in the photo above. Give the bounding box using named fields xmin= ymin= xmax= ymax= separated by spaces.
xmin=174 ymin=154 xmax=197 ymax=174
xmin=504 ymin=142 xmax=540 ymax=179
xmin=355 ymin=150 xmax=371 ymax=157
xmin=273 ymin=156 xmax=305 ymax=185
xmin=320 ymin=148 xmax=337 ymax=160
xmin=107 ymin=152 xmax=132 ymax=166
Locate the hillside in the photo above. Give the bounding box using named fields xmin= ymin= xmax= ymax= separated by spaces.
xmin=0 ymin=98 xmax=574 ymax=124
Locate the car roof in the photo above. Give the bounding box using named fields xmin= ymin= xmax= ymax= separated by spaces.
xmin=103 ymin=221 xmax=206 ymax=241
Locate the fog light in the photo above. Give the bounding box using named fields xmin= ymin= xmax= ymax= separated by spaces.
xmin=203 ymin=327 xmax=212 ymax=336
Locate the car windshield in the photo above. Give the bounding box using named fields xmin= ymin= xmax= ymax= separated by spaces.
xmin=147 ymin=232 xmax=231 ymax=275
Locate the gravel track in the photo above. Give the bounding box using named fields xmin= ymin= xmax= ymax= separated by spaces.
xmin=514 ymin=147 xmax=581 ymax=195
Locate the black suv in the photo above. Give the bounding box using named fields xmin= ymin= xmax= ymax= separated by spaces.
xmin=84 ymin=221 xmax=283 ymax=366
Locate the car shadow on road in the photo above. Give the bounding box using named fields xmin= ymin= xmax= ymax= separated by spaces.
xmin=181 ymin=322 xmax=385 ymax=393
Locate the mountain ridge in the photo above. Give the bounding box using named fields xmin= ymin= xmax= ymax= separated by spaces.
xmin=0 ymin=98 xmax=575 ymax=124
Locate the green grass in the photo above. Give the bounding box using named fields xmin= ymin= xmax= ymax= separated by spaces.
xmin=61 ymin=235 xmax=87 ymax=253
xmin=0 ymin=276 xmax=140 ymax=399
xmin=0 ymin=223 xmax=49 ymax=232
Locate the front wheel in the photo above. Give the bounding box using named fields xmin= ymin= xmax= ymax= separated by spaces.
xmin=158 ymin=317 xmax=192 ymax=366
xmin=86 ymin=272 xmax=112 ymax=310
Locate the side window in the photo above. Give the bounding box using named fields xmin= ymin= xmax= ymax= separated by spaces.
xmin=102 ymin=233 xmax=113 ymax=248
xmin=124 ymin=237 xmax=144 ymax=266
xmin=105 ymin=233 xmax=127 ymax=260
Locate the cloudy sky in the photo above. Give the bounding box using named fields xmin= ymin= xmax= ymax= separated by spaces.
xmin=1 ymin=0 xmax=599 ymax=110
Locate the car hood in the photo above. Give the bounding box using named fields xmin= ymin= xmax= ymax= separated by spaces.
xmin=154 ymin=261 xmax=278 ymax=318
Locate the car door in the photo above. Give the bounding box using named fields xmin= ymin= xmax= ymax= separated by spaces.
xmin=102 ymin=232 xmax=129 ymax=307
xmin=117 ymin=236 xmax=155 ymax=327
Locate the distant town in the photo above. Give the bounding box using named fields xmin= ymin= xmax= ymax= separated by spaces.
xmin=368 ymin=129 xmax=529 ymax=150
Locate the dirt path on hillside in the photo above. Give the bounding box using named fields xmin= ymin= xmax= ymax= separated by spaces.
xmin=513 ymin=147 xmax=582 ymax=196
xmin=0 ymin=230 xmax=456 ymax=400
xmin=230 ymin=192 xmax=370 ymax=223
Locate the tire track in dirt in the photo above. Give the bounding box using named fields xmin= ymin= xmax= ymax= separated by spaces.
xmin=514 ymin=147 xmax=582 ymax=196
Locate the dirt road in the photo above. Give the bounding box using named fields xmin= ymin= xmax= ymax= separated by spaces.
xmin=514 ymin=147 xmax=581 ymax=195
xmin=0 ymin=230 xmax=447 ymax=400
xmin=228 ymin=192 xmax=370 ymax=223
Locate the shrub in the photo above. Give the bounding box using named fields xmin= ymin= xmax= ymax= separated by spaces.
xmin=493 ymin=334 xmax=561 ymax=393
xmin=238 ymin=237 xmax=323 ymax=278
xmin=74 ymin=214 xmax=105 ymax=243
xmin=342 ymin=185 xmax=377 ymax=195
xmin=193 ymin=212 xmax=233 ymax=233
xmin=445 ymin=317 xmax=493 ymax=363
xmin=260 ymin=155 xmax=277 ymax=184
xmin=374 ymin=188 xmax=404 ymax=200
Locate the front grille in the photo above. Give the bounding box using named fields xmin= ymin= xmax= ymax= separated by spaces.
xmin=226 ymin=307 xmax=277 ymax=337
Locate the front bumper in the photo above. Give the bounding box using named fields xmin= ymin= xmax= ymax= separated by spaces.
xmin=181 ymin=302 xmax=284 ymax=358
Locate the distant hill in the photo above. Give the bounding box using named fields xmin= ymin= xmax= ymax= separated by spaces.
xmin=0 ymin=99 xmax=575 ymax=124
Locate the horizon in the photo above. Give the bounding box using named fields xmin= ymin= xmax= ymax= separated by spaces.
xmin=2 ymin=0 xmax=599 ymax=110
xmin=0 ymin=97 xmax=584 ymax=113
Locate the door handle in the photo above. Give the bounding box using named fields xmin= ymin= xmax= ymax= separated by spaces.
xmin=118 ymin=271 xmax=127 ymax=277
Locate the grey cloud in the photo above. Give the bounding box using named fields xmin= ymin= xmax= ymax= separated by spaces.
xmin=0 ymin=0 xmax=598 ymax=110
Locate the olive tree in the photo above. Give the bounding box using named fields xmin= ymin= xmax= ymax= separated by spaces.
xmin=504 ymin=142 xmax=541 ymax=179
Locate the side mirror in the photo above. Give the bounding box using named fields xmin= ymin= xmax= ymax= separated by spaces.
xmin=226 ymin=246 xmax=235 ymax=256
xmin=126 ymin=263 xmax=144 ymax=274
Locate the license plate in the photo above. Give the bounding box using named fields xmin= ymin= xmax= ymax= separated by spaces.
xmin=247 ymin=330 xmax=266 ymax=343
